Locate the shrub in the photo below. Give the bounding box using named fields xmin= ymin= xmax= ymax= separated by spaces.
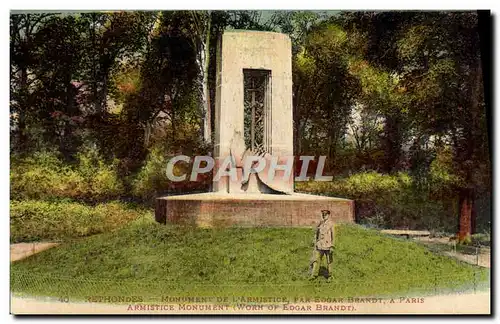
xmin=130 ymin=147 xmax=171 ymax=202
xmin=10 ymin=151 xmax=87 ymax=200
xmin=76 ymin=148 xmax=125 ymax=199
xmin=295 ymin=171 xmax=412 ymax=198
xmin=296 ymin=172 xmax=458 ymax=232
xmin=471 ymin=233 xmax=490 ymax=247
xmin=10 ymin=200 xmax=146 ymax=242
xmin=130 ymin=146 xmax=211 ymax=204
xmin=10 ymin=148 xmax=125 ymax=202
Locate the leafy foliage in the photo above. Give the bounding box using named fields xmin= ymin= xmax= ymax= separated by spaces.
xmin=296 ymin=172 xmax=460 ymax=232
xmin=11 ymin=148 xmax=125 ymax=202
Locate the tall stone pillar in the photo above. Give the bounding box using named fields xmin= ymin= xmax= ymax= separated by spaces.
xmin=213 ymin=30 xmax=294 ymax=193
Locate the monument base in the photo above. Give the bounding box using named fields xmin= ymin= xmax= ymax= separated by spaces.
xmin=155 ymin=192 xmax=355 ymax=227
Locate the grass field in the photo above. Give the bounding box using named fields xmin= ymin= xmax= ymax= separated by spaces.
xmin=11 ymin=217 xmax=489 ymax=302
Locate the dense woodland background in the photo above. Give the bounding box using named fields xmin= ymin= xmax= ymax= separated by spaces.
xmin=10 ymin=11 xmax=491 ymax=243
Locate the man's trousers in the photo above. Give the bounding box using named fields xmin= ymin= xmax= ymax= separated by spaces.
xmin=311 ymin=249 xmax=333 ymax=278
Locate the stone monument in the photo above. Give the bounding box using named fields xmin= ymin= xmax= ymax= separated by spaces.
xmin=155 ymin=30 xmax=354 ymax=227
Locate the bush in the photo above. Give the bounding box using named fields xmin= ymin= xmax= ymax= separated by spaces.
xmin=296 ymin=172 xmax=457 ymax=232
xmin=130 ymin=147 xmax=171 ymax=202
xmin=10 ymin=145 xmax=213 ymax=205
xmin=130 ymin=146 xmax=211 ymax=204
xmin=76 ymin=147 xmax=125 ymax=199
xmin=10 ymin=151 xmax=86 ymax=200
xmin=10 ymin=148 xmax=125 ymax=202
xmin=471 ymin=233 xmax=490 ymax=247
xmin=295 ymin=171 xmax=412 ymax=198
xmin=10 ymin=200 xmax=146 ymax=242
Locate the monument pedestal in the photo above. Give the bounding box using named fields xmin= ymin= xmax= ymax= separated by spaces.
xmin=155 ymin=193 xmax=354 ymax=227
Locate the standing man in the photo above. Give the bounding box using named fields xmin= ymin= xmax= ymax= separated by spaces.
xmin=310 ymin=210 xmax=335 ymax=281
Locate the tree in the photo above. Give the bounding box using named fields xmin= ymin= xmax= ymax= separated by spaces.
xmin=187 ymin=11 xmax=212 ymax=144
xmin=78 ymin=12 xmax=156 ymax=114
xmin=10 ymin=13 xmax=56 ymax=151
xmin=290 ymin=22 xmax=360 ymax=169
xmin=339 ymin=12 xmax=417 ymax=173
xmin=122 ymin=14 xmax=198 ymax=149
xmin=161 ymin=10 xmax=272 ymax=144
xmin=395 ymin=12 xmax=489 ymax=242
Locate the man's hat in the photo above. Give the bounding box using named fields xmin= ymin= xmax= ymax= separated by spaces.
xmin=321 ymin=210 xmax=331 ymax=215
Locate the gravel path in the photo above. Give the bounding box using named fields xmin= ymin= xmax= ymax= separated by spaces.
xmin=10 ymin=242 xmax=60 ymax=262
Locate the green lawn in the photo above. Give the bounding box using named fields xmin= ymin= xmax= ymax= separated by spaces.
xmin=11 ymin=217 xmax=489 ymax=302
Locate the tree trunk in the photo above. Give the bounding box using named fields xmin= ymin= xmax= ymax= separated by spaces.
xmin=16 ymin=66 xmax=29 ymax=151
xmin=457 ymin=55 xmax=483 ymax=243
xmin=197 ymin=13 xmax=212 ymax=144
xmin=292 ymin=82 xmax=301 ymax=155
xmin=16 ymin=113 xmax=27 ymax=151
xmin=201 ymin=63 xmax=211 ymax=143
xmin=382 ymin=111 xmax=402 ymax=173
xmin=102 ymin=73 xmax=108 ymax=112
xmin=171 ymin=101 xmax=176 ymax=140
xmin=294 ymin=121 xmax=302 ymax=155
xmin=327 ymin=127 xmax=339 ymax=173
xmin=477 ymin=11 xmax=492 ymax=164
xmin=471 ymin=191 xmax=477 ymax=234
xmin=458 ymin=187 xmax=473 ymax=243
xmin=144 ymin=120 xmax=152 ymax=148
